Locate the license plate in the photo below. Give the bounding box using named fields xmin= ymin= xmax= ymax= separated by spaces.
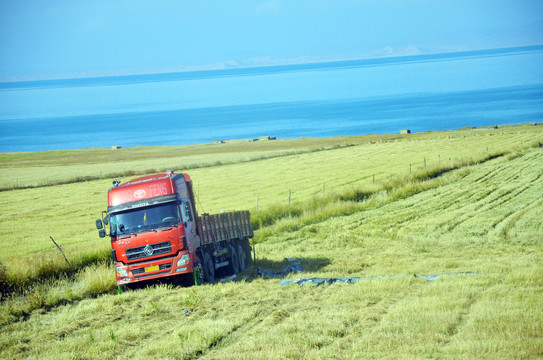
xmin=144 ymin=265 xmax=159 ymax=272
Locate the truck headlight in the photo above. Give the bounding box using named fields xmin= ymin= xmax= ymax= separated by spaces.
xmin=116 ymin=266 xmax=128 ymax=277
xmin=177 ymin=254 xmax=189 ymax=267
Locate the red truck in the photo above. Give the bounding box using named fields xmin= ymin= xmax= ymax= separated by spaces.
xmin=95 ymin=170 xmax=253 ymax=286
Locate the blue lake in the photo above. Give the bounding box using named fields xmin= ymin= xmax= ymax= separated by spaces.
xmin=1 ymin=45 xmax=542 ymax=152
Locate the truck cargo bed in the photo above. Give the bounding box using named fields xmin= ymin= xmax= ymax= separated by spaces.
xmin=198 ymin=210 xmax=253 ymax=245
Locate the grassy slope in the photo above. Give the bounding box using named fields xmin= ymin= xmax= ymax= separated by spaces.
xmin=0 ymin=125 xmax=542 ymax=359
xmin=0 ymin=137 xmax=365 ymax=190
xmin=1 ymin=125 xmax=540 ymax=277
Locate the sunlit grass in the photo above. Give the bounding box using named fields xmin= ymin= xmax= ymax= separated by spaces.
xmin=0 ymin=137 xmax=361 ymax=190
xmin=0 ymin=124 xmax=541 ymax=358
xmin=0 ymin=124 xmax=541 ymax=288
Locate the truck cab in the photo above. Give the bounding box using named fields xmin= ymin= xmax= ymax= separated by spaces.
xmin=96 ymin=170 xmax=253 ymax=287
xmin=97 ymin=171 xmax=200 ymax=285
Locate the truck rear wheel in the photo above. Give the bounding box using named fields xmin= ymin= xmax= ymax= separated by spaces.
xmin=203 ymin=251 xmax=215 ymax=282
xmin=229 ymin=245 xmax=240 ymax=274
xmin=241 ymin=238 xmax=253 ymax=266
xmin=237 ymin=243 xmax=246 ymax=272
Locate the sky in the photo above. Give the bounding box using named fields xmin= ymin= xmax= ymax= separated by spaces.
xmin=0 ymin=0 xmax=542 ymax=81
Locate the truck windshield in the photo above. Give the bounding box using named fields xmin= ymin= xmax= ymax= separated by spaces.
xmin=110 ymin=202 xmax=180 ymax=236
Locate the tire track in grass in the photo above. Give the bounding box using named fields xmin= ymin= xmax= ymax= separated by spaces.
xmin=470 ymin=152 xmax=526 ymax=185
xmin=186 ymin=290 xmax=314 ymax=359
xmin=488 ymin=183 xmax=535 ymax=228
xmin=366 ymin=178 xmax=478 ymax=233
xmin=470 ymin=155 xmax=542 ymax=233
xmin=389 ymin=186 xmax=474 ymax=229
xmin=441 ymin=186 xmax=504 ymax=232
xmin=435 ymin=281 xmax=503 ymax=359
xmin=184 ymin=305 xmax=277 ymax=359
xmin=439 ymin=150 xmax=542 ymax=236
xmin=321 ymin=279 xmax=427 ymax=355
xmin=471 ymin=168 xmax=496 ymax=185
xmin=438 ymin=291 xmax=481 ymax=347
xmin=441 ymin=154 xmax=537 ymax=233
xmin=173 ymin=150 xmax=543 ymax=357
xmin=198 ymin=289 xmax=340 ymax=358
xmin=358 ymin=149 xmax=540 ymax=242
xmin=312 ymin=152 xmax=505 ymax=234
xmin=197 ymin=280 xmax=425 ymax=359
xmin=364 ymin=159 xmax=497 ymax=230
xmin=490 ymin=186 xmax=543 ymax=239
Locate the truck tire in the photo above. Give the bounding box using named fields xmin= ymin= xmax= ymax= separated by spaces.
xmin=203 ymin=251 xmax=215 ymax=282
xmin=237 ymin=243 xmax=246 ymax=272
xmin=241 ymin=238 xmax=253 ymax=266
xmin=193 ymin=254 xmax=204 ymax=286
xmin=229 ymin=245 xmax=240 ymax=274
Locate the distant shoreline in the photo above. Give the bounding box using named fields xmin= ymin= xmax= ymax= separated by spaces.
xmin=2 ymin=50 xmax=541 ymax=153
xmin=1 ymin=44 xmax=542 ymax=88
xmin=1 ymin=122 xmax=540 ymax=155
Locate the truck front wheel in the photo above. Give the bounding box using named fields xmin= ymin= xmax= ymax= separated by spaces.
xmin=193 ymin=254 xmax=204 ymax=286
xmin=203 ymin=251 xmax=215 ymax=282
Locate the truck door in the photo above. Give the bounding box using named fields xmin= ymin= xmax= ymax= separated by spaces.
xmin=180 ymin=200 xmax=198 ymax=253
xmin=174 ymin=174 xmax=201 ymax=254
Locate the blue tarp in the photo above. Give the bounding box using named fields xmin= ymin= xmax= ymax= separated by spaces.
xmin=279 ymin=272 xmax=487 ymax=286
xmin=255 ymin=259 xmax=486 ymax=286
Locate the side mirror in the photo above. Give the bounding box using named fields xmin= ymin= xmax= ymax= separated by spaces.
xmin=96 ymin=219 xmax=103 ymax=230
xmin=98 ymin=229 xmax=106 ymax=238
xmin=103 ymin=215 xmax=109 ymax=226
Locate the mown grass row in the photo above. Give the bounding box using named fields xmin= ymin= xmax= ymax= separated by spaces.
xmin=0 ymin=127 xmax=541 ymax=327
xmin=0 ymin=145 xmax=530 ymax=327
xmin=1 ymin=145 xmax=541 ymax=359
xmin=192 ymin=131 xmax=543 ymax=214
xmin=2 ymin=123 xmax=539 ymax=192
xmin=249 ymin=149 xmax=513 ymax=233
xmin=0 ymin=144 xmax=354 ymax=191
xmin=1 ymin=137 xmax=540 ymax=291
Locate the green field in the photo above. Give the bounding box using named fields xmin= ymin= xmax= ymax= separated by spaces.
xmin=0 ymin=124 xmax=542 ymax=359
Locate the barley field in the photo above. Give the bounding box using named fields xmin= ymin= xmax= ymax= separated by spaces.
xmin=0 ymin=124 xmax=542 ymax=359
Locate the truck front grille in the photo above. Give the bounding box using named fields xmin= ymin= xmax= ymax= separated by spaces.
xmin=132 ymin=262 xmax=172 ymax=276
xmin=126 ymin=241 xmax=172 ymax=260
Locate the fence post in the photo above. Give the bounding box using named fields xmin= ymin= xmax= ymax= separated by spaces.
xmin=288 ymin=190 xmax=291 ymax=206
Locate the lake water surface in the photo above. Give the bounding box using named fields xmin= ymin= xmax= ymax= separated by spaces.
xmin=1 ymin=45 xmax=542 ymax=152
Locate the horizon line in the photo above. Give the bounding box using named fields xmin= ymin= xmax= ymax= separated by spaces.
xmin=1 ymin=44 xmax=542 ymax=89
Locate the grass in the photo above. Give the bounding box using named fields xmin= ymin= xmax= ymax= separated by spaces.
xmin=2 ymin=124 xmax=538 ymax=289
xmin=0 ymin=137 xmax=362 ymax=190
xmin=0 ymin=124 xmax=542 ymax=358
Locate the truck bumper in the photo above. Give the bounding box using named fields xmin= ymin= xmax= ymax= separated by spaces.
xmin=115 ymin=250 xmax=193 ymax=285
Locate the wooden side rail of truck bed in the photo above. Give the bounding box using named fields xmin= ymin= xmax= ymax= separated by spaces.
xmin=198 ymin=210 xmax=253 ymax=245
